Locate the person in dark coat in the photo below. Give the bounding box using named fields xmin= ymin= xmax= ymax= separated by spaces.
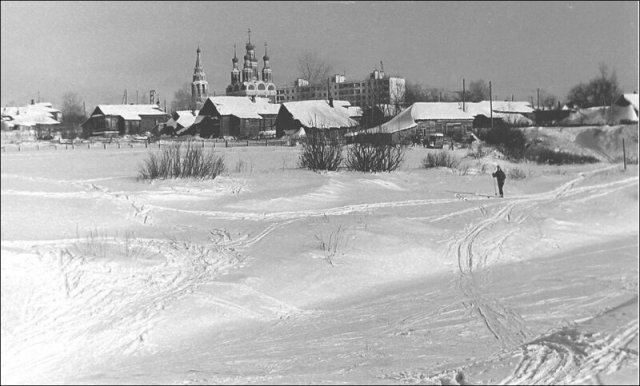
xmin=492 ymin=165 xmax=506 ymax=197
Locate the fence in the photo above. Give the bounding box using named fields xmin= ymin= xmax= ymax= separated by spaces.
xmin=0 ymin=138 xmax=291 ymax=153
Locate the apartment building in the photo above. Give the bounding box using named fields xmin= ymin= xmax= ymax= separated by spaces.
xmin=276 ymin=69 xmax=405 ymax=111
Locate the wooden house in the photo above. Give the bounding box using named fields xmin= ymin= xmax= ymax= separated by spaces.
xmin=81 ymin=104 xmax=169 ymax=136
xmin=191 ymin=96 xmax=280 ymax=139
xmin=275 ymin=99 xmax=359 ymax=140
xmin=347 ymin=102 xmax=474 ymax=145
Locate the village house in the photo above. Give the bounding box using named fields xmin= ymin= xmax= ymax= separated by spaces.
xmin=274 ymin=99 xmax=359 ymax=140
xmin=613 ymin=93 xmax=639 ymax=123
xmin=81 ymin=104 xmax=169 ymax=137
xmin=164 ymin=110 xmax=198 ymax=136
xmin=464 ymin=100 xmax=535 ymax=128
xmin=347 ymin=102 xmax=474 ymax=145
xmin=188 ymin=96 xmax=280 ymax=139
xmin=1 ymin=102 xmax=62 ymax=142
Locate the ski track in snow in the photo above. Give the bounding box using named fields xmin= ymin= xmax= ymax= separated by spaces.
xmin=2 ymin=165 xmax=637 ymax=383
xmin=1 ymin=236 xmax=241 ymax=381
xmin=499 ymin=306 xmax=639 ymax=385
xmin=436 ymin=165 xmax=638 ymax=383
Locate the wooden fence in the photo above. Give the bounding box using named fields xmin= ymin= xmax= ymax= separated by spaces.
xmin=1 ymin=138 xmax=291 ymax=153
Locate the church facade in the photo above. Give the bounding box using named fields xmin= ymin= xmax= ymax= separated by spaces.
xmin=226 ymin=30 xmax=277 ymax=103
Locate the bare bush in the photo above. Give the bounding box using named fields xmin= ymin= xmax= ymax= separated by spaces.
xmin=454 ymin=163 xmax=471 ymax=176
xmin=315 ymin=225 xmax=347 ymax=266
xmin=345 ymin=143 xmax=406 ymax=172
xmin=466 ymin=143 xmax=489 ymax=159
xmin=422 ymin=151 xmax=460 ymax=169
xmin=507 ymin=167 xmax=527 ymax=179
xmin=72 ymin=229 xmax=152 ymax=260
xmin=299 ymin=133 xmax=343 ymax=171
xmin=138 ymin=140 xmax=225 ymax=180
xmin=524 ymin=145 xmax=599 ymax=165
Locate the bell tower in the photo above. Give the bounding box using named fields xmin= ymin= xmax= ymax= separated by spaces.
xmin=191 ymin=45 xmax=209 ymax=110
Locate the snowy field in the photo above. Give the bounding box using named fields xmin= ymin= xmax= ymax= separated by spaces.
xmin=1 ymin=140 xmax=638 ymax=385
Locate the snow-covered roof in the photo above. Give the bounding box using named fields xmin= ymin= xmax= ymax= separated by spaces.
xmin=203 ymin=96 xmax=265 ymax=119
xmin=355 ymin=102 xmax=474 ymax=135
xmin=281 ymin=100 xmax=358 ymax=129
xmin=409 ymin=102 xmax=475 ymax=121
xmin=1 ymin=102 xmax=61 ymax=127
xmin=95 ymin=104 xmax=167 ymax=121
xmin=252 ymin=97 xmax=281 ymax=115
xmin=332 ymin=100 xmax=351 ymax=108
xmin=488 ymin=100 xmax=533 ymax=114
xmin=346 ymin=106 xmax=363 ymax=118
xmin=465 ymin=101 xmax=534 ymax=115
xmin=559 ymin=105 xmax=638 ymax=125
xmin=174 ymin=110 xmax=197 ymax=128
xmin=617 ymin=93 xmax=639 ymax=111
xmin=166 ymin=110 xmax=197 ymax=129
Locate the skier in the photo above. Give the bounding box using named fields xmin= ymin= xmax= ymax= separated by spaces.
xmin=492 ymin=165 xmax=506 ymax=197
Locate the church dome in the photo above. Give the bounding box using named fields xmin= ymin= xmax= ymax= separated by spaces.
xmin=246 ymin=42 xmax=255 ymax=51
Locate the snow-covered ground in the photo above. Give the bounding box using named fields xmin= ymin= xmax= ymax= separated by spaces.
xmin=1 ymin=140 xmax=638 ymax=385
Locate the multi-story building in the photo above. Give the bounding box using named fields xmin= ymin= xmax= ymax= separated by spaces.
xmin=276 ymin=69 xmax=406 ymax=113
xmin=226 ymin=29 xmax=277 ymax=103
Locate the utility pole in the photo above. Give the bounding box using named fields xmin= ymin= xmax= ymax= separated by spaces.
xmin=512 ymin=94 xmax=514 ymax=102
xmin=136 ymin=90 xmax=139 ymax=104
xmin=462 ymin=78 xmax=466 ymax=112
xmin=489 ymin=81 xmax=493 ymax=131
xmin=537 ymin=88 xmax=540 ymax=110
xmin=623 ymin=138 xmax=627 ymax=170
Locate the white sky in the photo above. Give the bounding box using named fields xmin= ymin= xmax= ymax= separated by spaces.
xmin=1 ymin=1 xmax=638 ymax=110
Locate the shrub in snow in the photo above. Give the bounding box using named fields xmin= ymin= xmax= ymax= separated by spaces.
xmin=422 ymin=151 xmax=460 ymax=169
xmin=524 ymin=145 xmax=599 ymax=165
xmin=299 ymin=132 xmax=343 ymax=171
xmin=507 ymin=167 xmax=527 ymax=180
xmin=345 ymin=143 xmax=406 ymax=172
xmin=466 ymin=143 xmax=489 ymax=159
xmin=315 ymin=225 xmax=347 ymax=266
xmin=138 ymin=140 xmax=225 ymax=180
xmin=72 ymin=229 xmax=152 ymax=260
xmin=477 ymin=124 xmax=527 ymax=161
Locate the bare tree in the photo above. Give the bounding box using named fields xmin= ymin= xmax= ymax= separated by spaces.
xmin=61 ymin=91 xmax=85 ymax=125
xmin=567 ymin=63 xmax=620 ymax=108
xmin=466 ymin=79 xmax=490 ymax=102
xmin=405 ymin=82 xmax=459 ymax=104
xmin=170 ymin=82 xmax=192 ymax=112
xmin=539 ymin=89 xmax=559 ymax=110
xmin=297 ymin=52 xmax=334 ymax=85
xmin=390 ymin=77 xmax=406 ymax=115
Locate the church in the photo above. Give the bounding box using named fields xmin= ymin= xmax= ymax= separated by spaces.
xmin=225 ymin=29 xmax=277 ymax=103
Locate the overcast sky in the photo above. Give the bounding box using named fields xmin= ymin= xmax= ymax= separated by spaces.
xmin=1 ymin=1 xmax=638 ymax=110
